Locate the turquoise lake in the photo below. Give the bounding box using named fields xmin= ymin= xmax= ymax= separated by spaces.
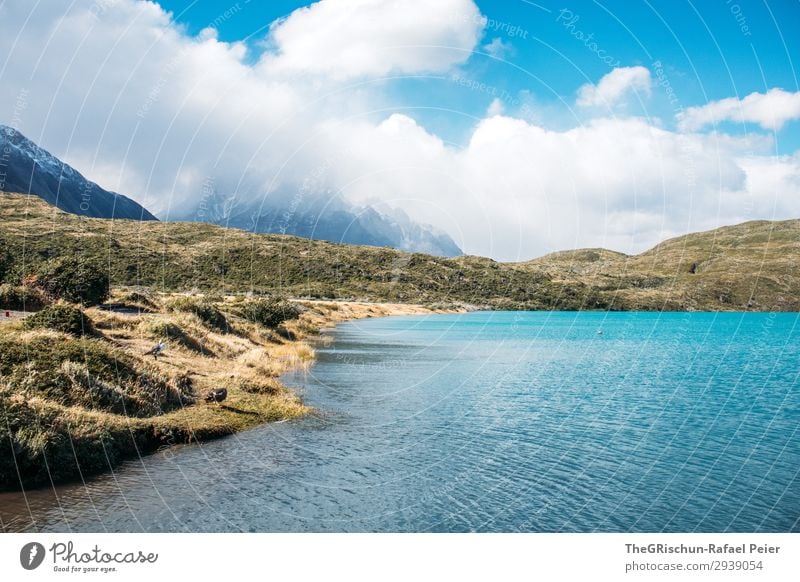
xmin=1 ymin=311 xmax=798 ymax=532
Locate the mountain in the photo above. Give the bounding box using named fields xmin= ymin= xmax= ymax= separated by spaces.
xmin=0 ymin=125 xmax=157 ymax=221
xmin=1 ymin=191 xmax=798 ymax=311
xmin=177 ymin=189 xmax=462 ymax=258
xmin=0 ymin=125 xmax=458 ymax=255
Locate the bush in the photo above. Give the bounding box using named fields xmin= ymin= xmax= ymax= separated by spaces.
xmin=275 ymin=325 xmax=296 ymax=341
xmin=23 ymin=303 xmax=94 ymax=336
xmin=167 ymin=297 xmax=229 ymax=332
xmin=30 ymin=257 xmax=110 ymax=306
xmin=0 ymin=284 xmax=49 ymax=310
xmin=120 ymin=289 xmax=159 ymax=310
xmin=0 ymin=247 xmax=10 ymax=283
xmin=239 ymin=298 xmax=300 ymax=328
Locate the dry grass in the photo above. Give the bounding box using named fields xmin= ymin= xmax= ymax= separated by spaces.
xmin=0 ymin=289 xmax=446 ymax=490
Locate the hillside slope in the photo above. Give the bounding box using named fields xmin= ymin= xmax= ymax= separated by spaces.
xmin=1 ymin=191 xmax=798 ymax=311
xmin=0 ymin=126 xmax=157 ymax=221
xmin=0 ymin=192 xmax=588 ymax=309
xmin=525 ymin=220 xmax=800 ymax=310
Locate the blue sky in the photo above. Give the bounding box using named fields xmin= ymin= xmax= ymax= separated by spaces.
xmin=158 ymin=0 xmax=800 ymax=151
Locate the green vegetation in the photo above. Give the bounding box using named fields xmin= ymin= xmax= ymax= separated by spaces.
xmin=0 ymin=286 xmax=316 ymax=490
xmin=237 ymin=377 xmax=281 ymax=395
xmin=25 ymin=256 xmax=110 ymax=306
xmin=524 ymin=220 xmax=800 ymax=311
xmin=0 ymin=283 xmax=49 ymax=310
xmin=0 ymin=248 xmax=10 ymax=282
xmin=167 ymin=296 xmax=229 ymax=332
xmin=120 ymin=289 xmax=160 ymax=311
xmin=23 ymin=303 xmax=94 ymax=336
xmin=2 ymin=191 xmax=796 ymax=311
xmin=0 ymin=329 xmax=202 ymax=488
xmin=238 ymin=297 xmax=301 ymax=328
xmin=0 ymin=333 xmax=188 ymax=416
xmin=0 ymin=192 xmax=598 ymax=310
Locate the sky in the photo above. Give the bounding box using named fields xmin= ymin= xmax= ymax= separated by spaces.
xmin=1 ymin=0 xmax=799 ymax=261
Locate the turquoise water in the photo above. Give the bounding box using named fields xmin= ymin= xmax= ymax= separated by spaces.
xmin=1 ymin=311 xmax=798 ymax=532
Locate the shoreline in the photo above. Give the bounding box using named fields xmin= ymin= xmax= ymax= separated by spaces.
xmin=0 ymin=298 xmax=465 ymax=492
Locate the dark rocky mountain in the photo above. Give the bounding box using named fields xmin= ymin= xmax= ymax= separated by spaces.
xmin=0 ymin=125 xmax=157 ymax=221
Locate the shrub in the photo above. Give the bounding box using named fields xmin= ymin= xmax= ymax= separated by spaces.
xmin=239 ymin=298 xmax=300 ymax=328
xmin=0 ymin=247 xmax=10 ymax=283
xmin=23 ymin=303 xmax=94 ymax=336
xmin=31 ymin=257 xmax=110 ymax=306
xmin=0 ymin=284 xmax=49 ymax=310
xmin=120 ymin=289 xmax=159 ymax=310
xmin=167 ymin=297 xmax=228 ymax=332
xmin=275 ymin=325 xmax=296 ymax=341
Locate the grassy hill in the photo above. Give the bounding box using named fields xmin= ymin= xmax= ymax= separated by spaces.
xmin=1 ymin=191 xmax=798 ymax=311
xmin=0 ymin=192 xmax=600 ymax=310
xmin=525 ymin=220 xmax=800 ymax=311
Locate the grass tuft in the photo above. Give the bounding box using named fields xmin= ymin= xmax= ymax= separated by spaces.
xmin=23 ymin=303 xmax=95 ymax=336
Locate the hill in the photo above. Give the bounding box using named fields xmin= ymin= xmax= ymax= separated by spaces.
xmin=0 ymin=191 xmax=590 ymax=310
xmin=525 ymin=220 xmax=800 ymax=311
xmin=1 ymin=191 xmax=798 ymax=311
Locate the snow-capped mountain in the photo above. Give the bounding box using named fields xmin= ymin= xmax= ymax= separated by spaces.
xmin=174 ymin=189 xmax=462 ymax=257
xmin=0 ymin=125 xmax=157 ymax=221
xmin=0 ymin=125 xmax=461 ymax=256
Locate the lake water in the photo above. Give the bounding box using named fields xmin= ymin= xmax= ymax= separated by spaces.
xmin=1 ymin=311 xmax=798 ymax=532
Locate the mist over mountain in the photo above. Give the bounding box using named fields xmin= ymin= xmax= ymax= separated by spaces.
xmin=0 ymin=125 xmax=461 ymax=256
xmin=173 ymin=189 xmax=463 ymax=257
xmin=0 ymin=125 xmax=157 ymax=221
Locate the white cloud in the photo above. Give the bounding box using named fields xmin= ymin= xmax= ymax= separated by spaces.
xmin=483 ymin=37 xmax=514 ymax=59
xmin=332 ymin=114 xmax=795 ymax=260
xmin=678 ymin=88 xmax=800 ymax=131
xmin=261 ymin=0 xmax=483 ymax=79
xmin=577 ymin=66 xmax=652 ymax=108
xmin=1 ymin=1 xmax=799 ymax=262
xmin=486 ymin=98 xmax=505 ymax=116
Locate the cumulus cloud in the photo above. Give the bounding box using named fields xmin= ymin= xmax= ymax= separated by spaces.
xmin=261 ymin=0 xmax=483 ymax=79
xmin=1 ymin=0 xmax=798 ymax=261
xmin=678 ymin=88 xmax=800 ymax=131
xmin=330 ymin=114 xmax=793 ymax=259
xmin=577 ymin=66 xmax=652 ymax=108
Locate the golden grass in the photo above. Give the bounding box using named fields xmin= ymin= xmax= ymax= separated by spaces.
xmin=1 ymin=287 xmax=461 ymax=490
xmin=59 ymin=296 xmax=443 ymax=442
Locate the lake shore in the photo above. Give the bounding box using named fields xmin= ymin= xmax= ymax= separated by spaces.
xmin=0 ymin=295 xmax=468 ymax=492
xmin=4 ymin=311 xmax=797 ymax=532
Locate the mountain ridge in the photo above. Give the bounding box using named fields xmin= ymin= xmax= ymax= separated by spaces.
xmin=172 ymin=189 xmax=462 ymax=257
xmin=0 ymin=125 xmax=157 ymax=221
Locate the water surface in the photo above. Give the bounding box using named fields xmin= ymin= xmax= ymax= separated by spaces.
xmin=1 ymin=311 xmax=798 ymax=532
